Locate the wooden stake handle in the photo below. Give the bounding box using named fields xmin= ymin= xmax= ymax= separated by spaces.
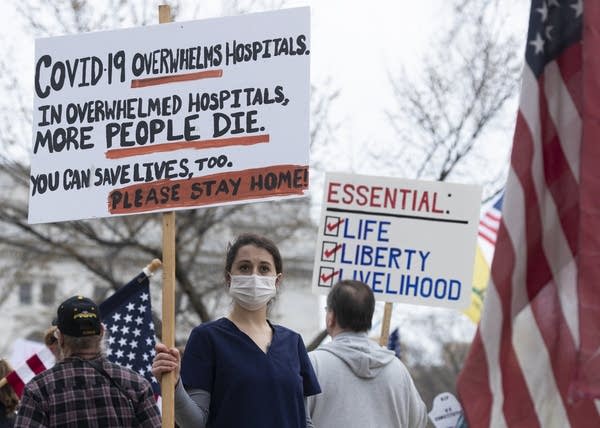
xmin=161 ymin=211 xmax=176 ymax=427
xmin=379 ymin=302 xmax=393 ymax=346
xmin=158 ymin=8 xmax=176 ymax=428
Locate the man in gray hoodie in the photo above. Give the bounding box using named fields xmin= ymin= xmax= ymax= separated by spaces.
xmin=307 ymin=280 xmax=427 ymax=428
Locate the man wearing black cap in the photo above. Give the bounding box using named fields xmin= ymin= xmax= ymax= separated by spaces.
xmin=14 ymin=295 xmax=161 ymax=427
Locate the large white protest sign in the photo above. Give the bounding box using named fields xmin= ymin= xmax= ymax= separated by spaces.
xmin=312 ymin=172 xmax=481 ymax=309
xmin=29 ymin=7 xmax=310 ymax=224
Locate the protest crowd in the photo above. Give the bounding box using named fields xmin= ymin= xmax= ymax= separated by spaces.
xmin=1 ymin=233 xmax=427 ymax=428
xmin=4 ymin=1 xmax=599 ymax=427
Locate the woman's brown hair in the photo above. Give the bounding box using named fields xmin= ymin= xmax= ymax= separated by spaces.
xmin=0 ymin=358 xmax=19 ymax=414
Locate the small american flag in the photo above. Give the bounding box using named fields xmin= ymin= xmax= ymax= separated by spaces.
xmin=477 ymin=193 xmax=503 ymax=248
xmin=462 ymin=193 xmax=504 ymax=324
xmin=99 ymin=270 xmax=160 ymax=398
xmin=458 ymin=1 xmax=600 ymax=427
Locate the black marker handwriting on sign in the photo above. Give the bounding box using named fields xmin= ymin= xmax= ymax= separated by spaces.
xmin=35 ymin=51 xmax=126 ymax=99
xmin=129 ymin=35 xmax=310 ymax=77
xmin=105 ymin=115 xmax=201 ymax=148
xmin=33 ymin=126 xmax=94 ymax=154
xmin=188 ymin=86 xmax=289 ymax=112
xmin=34 ymin=33 xmax=310 ymax=100
xmin=224 ymin=36 xmax=309 ymax=65
xmin=131 ymin=45 xmax=223 ymax=76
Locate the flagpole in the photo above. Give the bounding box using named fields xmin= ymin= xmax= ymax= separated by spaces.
xmin=158 ymin=6 xmax=177 ymax=427
xmin=379 ymin=302 xmax=393 ymax=346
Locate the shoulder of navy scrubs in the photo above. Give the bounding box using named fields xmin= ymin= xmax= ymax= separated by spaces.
xmin=181 ymin=317 xmax=321 ymax=428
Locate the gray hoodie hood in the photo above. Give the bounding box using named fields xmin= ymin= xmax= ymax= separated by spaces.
xmin=319 ymin=332 xmax=396 ymax=379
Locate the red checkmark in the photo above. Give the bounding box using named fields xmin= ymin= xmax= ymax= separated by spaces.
xmin=326 ymin=218 xmax=345 ymax=232
xmin=320 ymin=270 xmax=339 ymax=283
xmin=324 ymin=243 xmax=342 ymax=258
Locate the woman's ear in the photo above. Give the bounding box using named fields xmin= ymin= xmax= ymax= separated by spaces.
xmin=275 ymin=273 xmax=283 ymax=288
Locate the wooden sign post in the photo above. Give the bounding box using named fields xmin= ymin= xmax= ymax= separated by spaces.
xmin=158 ymin=7 xmax=176 ymax=428
xmin=379 ymin=302 xmax=393 ymax=346
xmin=161 ymin=211 xmax=176 ymax=427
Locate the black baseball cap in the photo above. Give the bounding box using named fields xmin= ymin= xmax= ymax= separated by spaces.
xmin=56 ymin=296 xmax=102 ymax=337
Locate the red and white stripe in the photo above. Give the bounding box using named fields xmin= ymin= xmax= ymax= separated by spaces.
xmin=458 ymin=1 xmax=600 ymax=426
xmin=478 ymin=209 xmax=501 ymax=247
xmin=4 ymin=346 xmax=55 ymax=397
xmin=477 ymin=194 xmax=503 ymax=265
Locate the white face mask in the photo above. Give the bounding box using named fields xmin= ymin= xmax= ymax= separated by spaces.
xmin=228 ymin=274 xmax=277 ymax=311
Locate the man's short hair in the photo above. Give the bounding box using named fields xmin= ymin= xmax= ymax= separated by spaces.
xmin=62 ymin=334 xmax=104 ymax=353
xmin=327 ymin=280 xmax=375 ymax=332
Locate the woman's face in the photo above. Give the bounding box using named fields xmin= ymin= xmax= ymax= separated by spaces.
xmin=230 ymin=244 xmax=280 ymax=280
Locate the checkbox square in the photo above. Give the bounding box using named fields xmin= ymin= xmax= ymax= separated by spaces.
xmin=324 ymin=216 xmax=344 ymax=237
xmin=321 ymin=241 xmax=341 ymax=262
xmin=318 ymin=266 xmax=338 ymax=288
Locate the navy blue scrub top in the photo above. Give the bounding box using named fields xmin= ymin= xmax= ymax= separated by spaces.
xmin=181 ymin=317 xmax=321 ymax=428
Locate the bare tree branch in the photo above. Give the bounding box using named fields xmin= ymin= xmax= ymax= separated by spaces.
xmin=385 ymin=0 xmax=522 ymax=198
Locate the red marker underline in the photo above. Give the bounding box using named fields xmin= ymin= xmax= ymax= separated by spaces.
xmin=130 ymin=69 xmax=223 ymax=88
xmin=105 ymin=134 xmax=270 ymax=159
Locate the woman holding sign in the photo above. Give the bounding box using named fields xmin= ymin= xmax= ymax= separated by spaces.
xmin=152 ymin=233 xmax=320 ymax=428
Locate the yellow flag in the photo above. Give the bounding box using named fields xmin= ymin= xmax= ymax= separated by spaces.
xmin=463 ymin=245 xmax=490 ymax=323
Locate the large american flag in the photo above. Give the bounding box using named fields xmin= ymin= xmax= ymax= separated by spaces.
xmin=457 ymin=1 xmax=600 ymax=427
xmin=99 ymin=270 xmax=160 ymax=399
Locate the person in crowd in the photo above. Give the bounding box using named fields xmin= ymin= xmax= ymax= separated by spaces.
xmin=14 ymin=295 xmax=161 ymax=427
xmin=152 ymin=233 xmax=321 ymax=428
xmin=0 ymin=359 xmax=19 ymax=428
xmin=43 ymin=326 xmax=61 ymax=361
xmin=307 ymin=279 xmax=427 ymax=428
